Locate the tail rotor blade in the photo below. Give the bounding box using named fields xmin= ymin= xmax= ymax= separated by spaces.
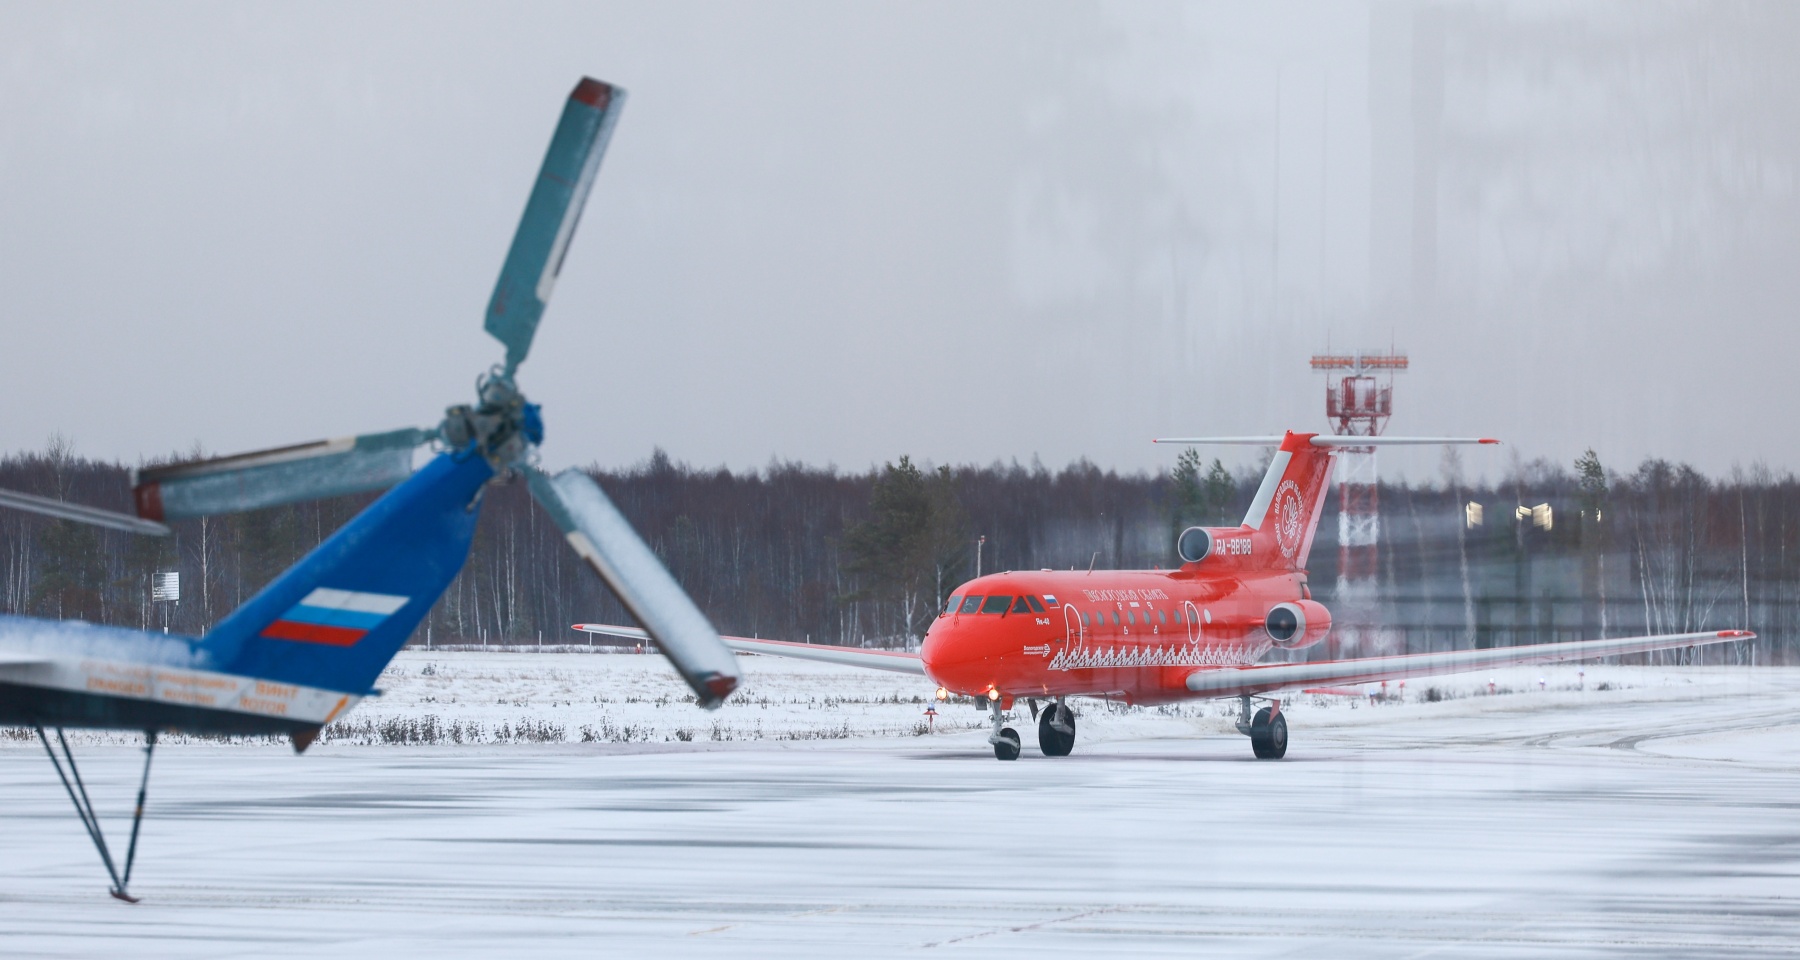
xmin=0 ymin=488 xmax=170 ymax=536
xmin=134 ymin=427 xmax=433 ymax=521
xmin=486 ymin=77 xmax=626 ymax=376
xmin=526 ymin=467 xmax=739 ymax=707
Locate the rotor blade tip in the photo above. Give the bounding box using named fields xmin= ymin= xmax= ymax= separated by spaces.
xmin=571 ymin=77 xmax=614 ymax=108
xmin=133 ymin=483 xmax=165 ymax=522
xmin=701 ymin=674 xmax=739 ymax=705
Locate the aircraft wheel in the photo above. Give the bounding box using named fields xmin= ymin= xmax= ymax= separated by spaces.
xmin=993 ymin=727 xmax=1021 ymax=761
xmin=1038 ymin=705 xmax=1075 ymax=757
xmin=1249 ymin=708 xmax=1288 ymax=760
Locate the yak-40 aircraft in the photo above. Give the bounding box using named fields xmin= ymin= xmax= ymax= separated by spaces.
xmin=579 ymin=431 xmax=1752 ymax=761
xmin=0 ymin=77 xmax=738 ymax=901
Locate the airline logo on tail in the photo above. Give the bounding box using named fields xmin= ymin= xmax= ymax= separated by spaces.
xmin=1272 ymin=479 xmax=1306 ymax=559
xmin=260 ymin=588 xmax=410 ymax=647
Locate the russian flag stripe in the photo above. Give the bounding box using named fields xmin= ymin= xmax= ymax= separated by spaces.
xmin=299 ymin=587 xmax=408 ymax=615
xmin=260 ymin=587 xmax=410 ymax=646
xmin=261 ymin=620 xmax=366 ymax=647
xmin=279 ymin=606 xmax=390 ymax=630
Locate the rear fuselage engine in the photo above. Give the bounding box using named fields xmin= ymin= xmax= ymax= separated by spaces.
xmin=1264 ymin=600 xmax=1332 ymax=650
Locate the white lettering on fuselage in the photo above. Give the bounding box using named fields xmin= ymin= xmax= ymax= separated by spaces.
xmin=1081 ymin=588 xmax=1170 ymax=603
xmin=1221 ymin=538 xmax=1252 ymax=556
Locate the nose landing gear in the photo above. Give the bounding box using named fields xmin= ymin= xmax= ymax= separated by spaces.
xmin=987 ymin=698 xmax=1021 ymax=761
xmin=1037 ymin=700 xmax=1076 ymax=757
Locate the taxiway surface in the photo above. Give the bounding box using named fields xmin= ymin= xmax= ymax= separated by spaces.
xmin=3 ymin=667 xmax=1798 ymax=957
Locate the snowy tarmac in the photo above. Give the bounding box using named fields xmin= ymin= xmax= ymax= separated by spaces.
xmin=3 ymin=658 xmax=1800 ymax=957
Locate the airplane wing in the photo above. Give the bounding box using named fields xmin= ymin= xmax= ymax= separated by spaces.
xmin=1185 ymin=629 xmax=1754 ymax=699
xmin=573 ymin=623 xmax=927 ymax=676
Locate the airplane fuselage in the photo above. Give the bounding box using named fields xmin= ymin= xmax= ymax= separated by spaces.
xmin=921 ymin=559 xmax=1310 ymax=708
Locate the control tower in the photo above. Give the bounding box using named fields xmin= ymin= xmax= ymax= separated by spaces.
xmin=1310 ymin=350 xmax=1407 ymax=654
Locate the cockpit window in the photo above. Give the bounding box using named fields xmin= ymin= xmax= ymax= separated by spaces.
xmin=980 ymin=595 xmax=1011 ymax=614
xmin=1025 ymin=595 xmax=1045 ymax=614
xmin=1011 ymin=596 xmax=1030 ymax=614
xmin=944 ymin=595 xmax=962 ymax=615
xmin=959 ymin=595 xmax=982 ymax=614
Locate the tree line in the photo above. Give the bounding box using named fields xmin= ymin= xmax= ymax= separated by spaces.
xmin=2 ymin=439 xmax=1796 ymax=663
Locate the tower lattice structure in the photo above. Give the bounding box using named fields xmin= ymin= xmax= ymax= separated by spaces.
xmin=1310 ymin=351 xmax=1407 ymax=653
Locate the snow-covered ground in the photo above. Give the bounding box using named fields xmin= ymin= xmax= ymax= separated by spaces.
xmin=3 ymin=655 xmax=1799 ymax=957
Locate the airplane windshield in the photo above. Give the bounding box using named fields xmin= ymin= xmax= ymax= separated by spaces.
xmin=1010 ymin=596 xmax=1030 ymax=613
xmin=959 ymin=596 xmax=982 ymax=614
xmin=944 ymin=595 xmax=962 ymax=615
xmin=1026 ymin=596 xmax=1045 ymax=613
xmin=980 ymin=595 xmax=1010 ymax=614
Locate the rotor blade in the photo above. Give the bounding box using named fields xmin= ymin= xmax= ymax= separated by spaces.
xmin=527 ymin=467 xmax=740 ymax=707
xmin=485 ymin=77 xmax=626 ymax=376
xmin=0 ymin=487 xmax=170 ymax=536
xmin=1152 ymin=436 xmax=1500 ymax=446
xmin=133 ymin=427 xmax=432 ymax=521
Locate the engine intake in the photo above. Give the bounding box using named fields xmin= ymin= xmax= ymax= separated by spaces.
xmin=1177 ymin=526 xmax=1213 ymax=564
xmin=1264 ymin=600 xmax=1332 ymax=649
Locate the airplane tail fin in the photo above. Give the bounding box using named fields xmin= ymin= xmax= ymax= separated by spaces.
xmin=1155 ymin=432 xmax=1499 ymax=573
xmin=1240 ymin=432 xmax=1335 ymax=571
xmin=196 ymin=451 xmax=494 ymax=697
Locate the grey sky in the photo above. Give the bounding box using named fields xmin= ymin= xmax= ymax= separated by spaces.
xmin=2 ymin=2 xmax=1794 ymax=484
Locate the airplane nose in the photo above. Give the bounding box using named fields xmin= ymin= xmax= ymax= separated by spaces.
xmin=920 ymin=623 xmax=952 ymax=672
xmin=920 ymin=620 xmax=979 ymax=688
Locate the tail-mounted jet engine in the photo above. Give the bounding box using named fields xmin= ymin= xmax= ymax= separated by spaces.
xmin=1264 ymin=600 xmax=1332 ymax=649
xmin=1177 ymin=526 xmax=1213 ymax=564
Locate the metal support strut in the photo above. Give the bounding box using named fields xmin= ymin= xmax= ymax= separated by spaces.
xmin=36 ymin=725 xmax=156 ymax=903
xmin=1233 ymin=694 xmax=1280 ymax=736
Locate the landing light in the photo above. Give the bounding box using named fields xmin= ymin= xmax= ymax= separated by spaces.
xmin=986 ymin=688 xmax=1000 ymax=702
xmin=935 ymin=687 xmax=949 ymax=701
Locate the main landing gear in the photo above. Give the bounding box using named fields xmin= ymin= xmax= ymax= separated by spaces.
xmin=36 ymin=725 xmax=157 ymax=902
xmin=987 ymin=699 xmax=1021 ymax=761
xmin=1234 ymin=695 xmax=1287 ymax=760
xmin=1036 ymin=699 xmax=1076 ymax=757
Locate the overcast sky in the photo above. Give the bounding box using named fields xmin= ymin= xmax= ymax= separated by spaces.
xmin=2 ymin=1 xmax=1794 ymax=484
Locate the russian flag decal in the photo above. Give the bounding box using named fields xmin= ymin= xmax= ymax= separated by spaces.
xmin=261 ymin=588 xmax=410 ymax=647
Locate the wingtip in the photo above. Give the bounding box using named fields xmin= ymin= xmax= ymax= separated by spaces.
xmin=1478 ymin=438 xmax=1502 ymax=445
xmin=1718 ymin=629 xmax=1756 ymax=639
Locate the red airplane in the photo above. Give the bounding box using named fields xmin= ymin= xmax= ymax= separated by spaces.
xmin=578 ymin=431 xmax=1751 ymax=761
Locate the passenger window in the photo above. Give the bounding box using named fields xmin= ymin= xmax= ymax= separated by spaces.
xmin=1026 ymin=595 xmax=1045 ymax=614
xmin=1082 ymin=612 xmax=1091 ymax=627
xmin=1011 ymin=596 xmax=1031 ymax=614
xmin=981 ymin=595 xmax=1011 ymax=614
xmin=945 ymin=595 xmax=962 ymax=615
xmin=1125 ymin=611 xmax=1135 ymax=625
xmin=960 ymin=596 xmax=982 ymax=614
xmin=1158 ymin=610 xmax=1167 ymax=624
xmin=1111 ymin=612 xmax=1120 ymax=626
